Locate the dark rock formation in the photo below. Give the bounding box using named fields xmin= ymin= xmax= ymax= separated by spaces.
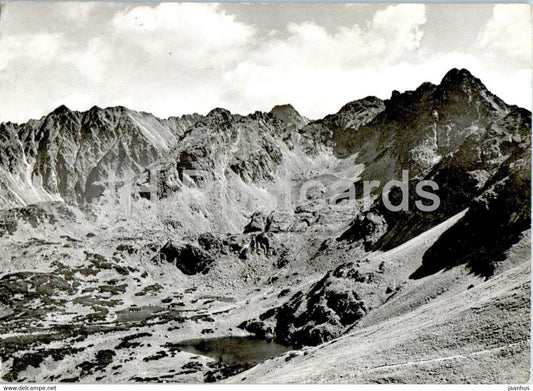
xmin=243 ymin=212 xmax=266 ymax=233
xmin=411 ymin=150 xmax=531 ymax=279
xmin=0 ymin=202 xmax=77 ymax=236
xmin=339 ymin=68 xmax=531 ymax=253
xmin=240 ymin=262 xmax=379 ymax=348
xmin=299 ymin=96 xmax=385 ymax=152
xmin=337 ymin=211 xmax=388 ymax=250
xmin=270 ymin=104 xmax=310 ymax=133
xmin=152 ymin=242 xmax=214 ymax=275
xmin=265 ymin=211 xmax=295 ymax=233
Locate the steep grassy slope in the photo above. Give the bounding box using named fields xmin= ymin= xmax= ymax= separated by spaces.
xmin=227 ymin=219 xmax=530 ymax=384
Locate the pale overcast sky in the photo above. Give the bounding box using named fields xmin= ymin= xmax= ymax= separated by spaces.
xmin=0 ymin=2 xmax=531 ymax=123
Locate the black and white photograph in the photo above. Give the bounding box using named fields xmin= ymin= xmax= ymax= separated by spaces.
xmin=0 ymin=1 xmax=531 ymax=387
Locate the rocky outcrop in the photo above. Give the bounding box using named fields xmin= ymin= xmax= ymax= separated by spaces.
xmin=0 ymin=201 xmax=78 ymax=237
xmin=265 ymin=211 xmax=295 ymax=233
xmin=337 ymin=211 xmax=387 ymax=250
xmin=243 ymin=212 xmax=266 ymax=233
xmin=411 ymin=150 xmax=531 ymax=279
xmin=299 ymin=96 xmax=385 ymax=152
xmin=152 ymin=242 xmax=214 ymax=275
xmin=238 ymin=232 xmax=282 ymax=260
xmin=239 ymin=262 xmax=383 ymax=348
xmin=270 ymin=104 xmax=310 ymax=133
xmin=339 ymin=68 xmax=531 ymax=252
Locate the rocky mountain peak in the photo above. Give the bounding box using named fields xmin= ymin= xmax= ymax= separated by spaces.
xmin=46 ymin=104 xmax=79 ymax=124
xmin=436 ymin=67 xmax=508 ymax=115
xmin=338 ymin=96 xmax=384 ymax=114
xmin=438 ymin=67 xmax=499 ymax=101
xmin=50 ymin=104 xmax=73 ymax=115
xmin=81 ymin=105 xmax=131 ymax=129
xmin=206 ymin=107 xmax=233 ymax=122
xmin=270 ymin=104 xmax=300 ymax=119
xmin=440 ymin=67 xmax=482 ymax=89
xmin=270 ymin=104 xmax=309 ymax=132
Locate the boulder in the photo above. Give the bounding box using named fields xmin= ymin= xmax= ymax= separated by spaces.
xmin=152 ymin=242 xmax=214 ymax=275
xmin=243 ymin=212 xmax=266 ymax=233
xmin=265 ymin=211 xmax=295 ymax=233
xmin=337 ymin=211 xmax=388 ymax=251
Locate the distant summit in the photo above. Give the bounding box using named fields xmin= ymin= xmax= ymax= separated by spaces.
xmin=270 ymin=104 xmax=310 ymax=132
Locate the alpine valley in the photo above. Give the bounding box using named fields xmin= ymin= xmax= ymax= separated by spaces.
xmin=0 ymin=68 xmax=530 ymax=383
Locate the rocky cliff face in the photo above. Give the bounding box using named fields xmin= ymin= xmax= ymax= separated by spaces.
xmin=0 ymin=103 xmax=320 ymax=231
xmin=338 ymin=68 xmax=531 ymax=254
xmin=0 ymin=105 xmax=199 ymax=209
xmin=348 ymin=68 xmax=513 ymax=183
xmin=299 ymin=96 xmax=385 ymax=153
xmin=238 ymin=261 xmax=387 ymax=347
xmin=411 ymin=148 xmax=531 ymax=279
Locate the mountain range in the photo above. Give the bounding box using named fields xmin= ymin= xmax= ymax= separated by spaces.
xmin=0 ymin=68 xmax=530 ymax=383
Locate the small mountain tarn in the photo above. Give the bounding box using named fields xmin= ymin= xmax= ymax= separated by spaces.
xmin=169 ymin=336 xmax=293 ymax=366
